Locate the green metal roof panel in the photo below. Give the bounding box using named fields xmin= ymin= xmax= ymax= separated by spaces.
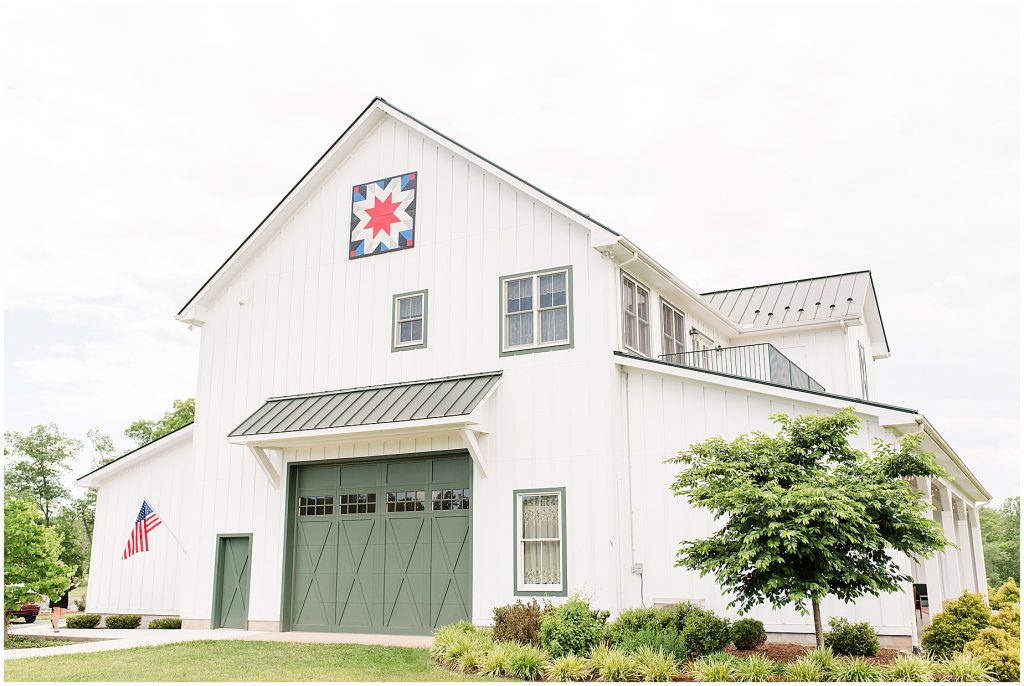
xmin=228 ymin=372 xmax=502 ymax=437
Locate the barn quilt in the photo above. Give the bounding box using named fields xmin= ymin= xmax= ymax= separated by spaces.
xmin=349 ymin=172 xmax=417 ymax=259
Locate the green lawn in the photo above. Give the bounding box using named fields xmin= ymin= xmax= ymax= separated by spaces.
xmin=4 ymin=635 xmax=79 ymax=650
xmin=4 ymin=640 xmax=495 ymax=682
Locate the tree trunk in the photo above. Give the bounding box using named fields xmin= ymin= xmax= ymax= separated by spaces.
xmin=812 ymin=598 xmax=824 ymax=648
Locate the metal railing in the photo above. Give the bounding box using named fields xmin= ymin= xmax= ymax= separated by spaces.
xmin=660 ymin=343 xmax=826 ymax=393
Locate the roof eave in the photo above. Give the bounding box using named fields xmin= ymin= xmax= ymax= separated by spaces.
xmin=75 ymin=423 xmax=195 ymax=488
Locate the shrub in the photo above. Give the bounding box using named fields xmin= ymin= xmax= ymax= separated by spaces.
xmin=148 ymin=618 xmax=181 ymax=629
xmin=679 ymin=607 xmax=731 ymax=656
xmin=632 ymin=646 xmax=677 ymax=682
xmin=663 ymin=601 xmax=702 ymax=631
xmin=506 ymin=642 xmax=548 ymax=681
xmin=546 ymin=654 xmax=592 ymax=682
xmin=731 ymin=617 xmax=767 ymax=650
xmin=76 ymin=598 xmax=86 ymax=612
xmin=614 ymin=626 xmax=689 ymax=661
xmin=885 ymin=654 xmax=937 ymax=682
xmin=590 ymin=645 xmax=637 ymax=682
xmin=733 ymin=654 xmax=776 ymax=682
xmin=922 ymin=591 xmax=991 ymax=657
xmin=539 ymin=596 xmax=606 ymax=658
xmin=989 ymin=579 xmax=1020 ymax=610
xmin=783 ymin=657 xmax=827 ymax=682
xmin=430 ymin=621 xmax=479 ymax=664
xmin=940 ymin=652 xmax=996 ymax=682
xmin=988 ymin=603 xmax=1019 ymax=636
xmin=832 ymin=656 xmax=884 ymax=682
xmin=481 ymin=641 xmax=516 ymax=678
xmin=687 ymin=653 xmax=736 ymax=682
xmin=607 ymin=607 xmax=676 ymax=645
xmin=963 ymin=627 xmax=1020 ymax=682
xmin=65 ymin=613 xmax=101 ymax=629
xmin=804 ymin=646 xmax=840 ymax=675
xmin=493 ymin=599 xmax=545 ymax=645
xmin=104 ymin=614 xmax=141 ymax=629
xmin=823 ymin=617 xmax=880 ymax=656
xmin=455 ymin=645 xmax=487 ymax=673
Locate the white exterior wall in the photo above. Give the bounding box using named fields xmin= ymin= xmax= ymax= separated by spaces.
xmin=179 ymin=116 xmax=626 ymax=626
xmin=84 ymin=435 xmax=191 ymax=615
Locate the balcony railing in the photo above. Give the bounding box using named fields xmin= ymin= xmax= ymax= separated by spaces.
xmin=660 ymin=343 xmax=826 ymax=393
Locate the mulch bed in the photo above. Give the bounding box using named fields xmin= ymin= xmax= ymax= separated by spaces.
xmin=726 ymin=642 xmax=901 ymax=665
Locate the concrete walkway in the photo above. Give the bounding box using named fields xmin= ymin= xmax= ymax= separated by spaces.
xmin=4 ymin=621 xmax=432 ymax=660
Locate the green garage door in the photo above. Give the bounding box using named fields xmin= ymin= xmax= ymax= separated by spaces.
xmin=288 ymin=455 xmax=472 ymax=634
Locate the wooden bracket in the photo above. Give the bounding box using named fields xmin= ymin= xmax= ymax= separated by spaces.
xmin=461 ymin=428 xmax=488 ymax=479
xmin=248 ymin=445 xmax=281 ymax=489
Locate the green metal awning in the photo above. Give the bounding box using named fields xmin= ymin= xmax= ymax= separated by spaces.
xmin=228 ymin=372 xmax=502 ymax=438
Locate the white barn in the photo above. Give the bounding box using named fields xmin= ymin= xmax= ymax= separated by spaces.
xmin=79 ymin=98 xmax=990 ymax=647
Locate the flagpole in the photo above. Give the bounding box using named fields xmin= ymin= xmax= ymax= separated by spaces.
xmin=144 ymin=498 xmax=187 ymax=554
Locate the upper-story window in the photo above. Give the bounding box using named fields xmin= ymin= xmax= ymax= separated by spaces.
xmin=661 ymin=301 xmax=686 ymax=356
xmin=690 ymin=328 xmax=714 ymax=352
xmin=392 ymin=290 xmax=427 ymax=351
xmin=858 ymin=342 xmax=869 ymax=400
xmin=622 ymin=274 xmax=651 ymax=356
xmin=500 ymin=267 xmax=573 ymax=355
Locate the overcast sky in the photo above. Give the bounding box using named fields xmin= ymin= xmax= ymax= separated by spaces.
xmin=2 ymin=1 xmax=1019 ymax=502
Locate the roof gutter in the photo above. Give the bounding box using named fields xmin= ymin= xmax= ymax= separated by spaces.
xmin=918 ymin=416 xmax=992 ymax=502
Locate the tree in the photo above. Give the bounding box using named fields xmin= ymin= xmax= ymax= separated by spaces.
xmin=124 ymin=398 xmax=195 ymax=447
xmin=4 ymin=498 xmax=72 ymax=639
xmin=69 ymin=490 xmax=97 ymax=546
xmin=86 ymin=428 xmax=118 ymax=468
xmin=4 ymin=424 xmax=81 ymax=526
xmin=979 ymin=496 xmax=1020 ymax=588
xmin=53 ymin=507 xmax=89 ymax=576
xmin=667 ymin=408 xmax=949 ymax=647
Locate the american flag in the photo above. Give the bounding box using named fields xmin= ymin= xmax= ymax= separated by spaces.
xmin=122 ymin=500 xmax=162 ymax=559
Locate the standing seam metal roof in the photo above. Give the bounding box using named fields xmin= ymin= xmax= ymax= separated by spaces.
xmin=228 ymin=372 xmax=501 ymax=437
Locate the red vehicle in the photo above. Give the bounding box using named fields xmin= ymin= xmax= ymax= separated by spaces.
xmin=6 ymin=602 xmax=41 ymax=623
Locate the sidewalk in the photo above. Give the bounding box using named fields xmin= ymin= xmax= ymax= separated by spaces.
xmin=4 ymin=621 xmax=432 ymax=660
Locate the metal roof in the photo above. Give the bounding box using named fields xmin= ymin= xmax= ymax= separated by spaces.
xmin=228 ymin=372 xmax=501 ymax=438
xmin=701 ymin=270 xmax=877 ymax=330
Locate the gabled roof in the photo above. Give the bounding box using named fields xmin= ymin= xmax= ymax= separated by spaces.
xmin=702 ymin=270 xmax=891 ymax=355
xmin=176 ymin=97 xmax=620 ymax=320
xmin=76 ymin=422 xmax=194 ymax=487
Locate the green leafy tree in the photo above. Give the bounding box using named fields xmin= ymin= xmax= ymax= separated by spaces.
xmin=86 ymin=428 xmax=118 ymax=468
xmin=667 ymin=408 xmax=949 ymax=647
xmin=4 ymin=498 xmax=72 ymax=639
xmin=979 ymin=496 xmax=1020 ymax=588
xmin=4 ymin=424 xmax=81 ymax=526
xmin=53 ymin=508 xmax=89 ymax=576
xmin=124 ymin=398 xmax=195 ymax=447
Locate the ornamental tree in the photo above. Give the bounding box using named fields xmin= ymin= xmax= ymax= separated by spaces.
xmin=667 ymin=408 xmax=949 ymax=647
xmin=4 ymin=497 xmax=72 ymax=639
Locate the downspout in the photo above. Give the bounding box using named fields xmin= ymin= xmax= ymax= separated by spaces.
xmin=622 ymin=366 xmax=643 ymax=606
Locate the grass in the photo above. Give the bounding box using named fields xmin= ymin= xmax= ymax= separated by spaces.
xmin=4 ymin=635 xmax=80 ymax=650
xmin=3 ymin=640 xmax=499 ymax=682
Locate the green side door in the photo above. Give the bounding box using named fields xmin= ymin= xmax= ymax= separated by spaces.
xmin=214 ymin=536 xmax=251 ymax=629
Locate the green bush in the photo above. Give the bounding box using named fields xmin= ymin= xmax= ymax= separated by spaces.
xmin=590 ymin=645 xmax=637 ymax=682
xmin=481 ymin=641 xmax=516 ymax=678
xmin=545 ymin=654 xmax=592 ymax=682
xmin=823 ymin=617 xmax=879 ymax=656
xmin=687 ymin=653 xmax=736 ymax=682
xmin=939 ymin=652 xmax=996 ymax=682
xmin=493 ymin=599 xmax=546 ymax=645
xmin=65 ymin=613 xmax=101 ymax=629
xmin=75 ymin=598 xmax=86 ymax=612
xmin=429 ymin=622 xmax=476 ymax=664
xmin=614 ymin=626 xmax=688 ymax=661
xmin=885 ymin=654 xmax=937 ymax=682
xmin=539 ymin=596 xmax=606 ymax=658
xmin=147 ymin=617 xmax=181 ymax=629
xmin=783 ymin=657 xmax=827 ymax=682
xmin=964 ymin=627 xmax=1020 ymax=682
xmin=679 ymin=607 xmax=731 ymax=656
xmin=732 ymin=654 xmax=776 ymax=682
xmin=832 ymin=656 xmax=884 ymax=682
xmin=731 ymin=617 xmax=767 ymax=650
xmin=988 ymin=603 xmax=1019 ymax=636
xmin=632 ymin=646 xmax=677 ymax=682
xmin=663 ymin=601 xmax=701 ymax=631
xmin=989 ymin=579 xmax=1020 ymax=610
xmin=506 ymin=642 xmax=548 ymax=681
xmin=607 ymin=607 xmax=676 ymax=644
xmin=922 ymin=591 xmax=991 ymax=657
xmin=103 ymin=614 xmax=141 ymax=629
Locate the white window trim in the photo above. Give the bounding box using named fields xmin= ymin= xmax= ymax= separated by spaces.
xmin=501 ymin=267 xmax=572 ymax=354
xmin=660 ymin=299 xmax=687 ymax=356
xmin=393 ymin=291 xmax=427 ymax=350
xmin=515 ymin=489 xmax=565 ymax=594
xmin=621 ymin=273 xmax=651 ymax=357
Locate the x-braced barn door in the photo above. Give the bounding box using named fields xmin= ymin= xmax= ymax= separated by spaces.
xmin=214 ymin=535 xmax=251 ymax=629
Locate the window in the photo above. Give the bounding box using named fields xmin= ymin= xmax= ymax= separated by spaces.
xmin=514 ymin=489 xmax=566 ymax=594
xmin=858 ymin=342 xmax=869 ymax=400
xmin=392 ymin=290 xmax=427 ymax=351
xmin=622 ymin=275 xmax=651 ymax=356
xmin=387 ymin=491 xmax=425 ymax=512
xmin=338 ymin=493 xmax=376 ymax=514
xmin=298 ymin=495 xmax=333 ymax=516
xmin=500 ymin=267 xmax=572 ymax=355
xmin=432 ymin=488 xmax=471 ymax=511
xmin=661 ymin=301 xmax=686 ymax=356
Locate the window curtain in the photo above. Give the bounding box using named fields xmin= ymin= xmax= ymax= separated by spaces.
xmin=522 ymin=494 xmax=561 ymax=585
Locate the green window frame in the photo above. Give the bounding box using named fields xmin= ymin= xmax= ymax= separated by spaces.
xmin=513 ymin=487 xmax=567 ymax=596
xmin=392 ymin=289 xmax=428 ymax=352
xmin=499 ymin=266 xmax=574 ymax=357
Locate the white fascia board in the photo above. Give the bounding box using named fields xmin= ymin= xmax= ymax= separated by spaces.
xmin=885 ymin=417 xmax=991 ymax=504
xmin=228 ymin=415 xmax=479 ymax=449
xmin=76 ymin=425 xmax=195 ymax=488
xmin=732 ymin=316 xmax=862 ymax=338
xmin=614 ymin=353 xmax=919 ymax=426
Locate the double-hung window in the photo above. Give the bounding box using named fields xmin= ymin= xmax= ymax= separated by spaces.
xmin=392 ymin=290 xmax=427 ymax=351
xmin=661 ymin=301 xmax=686 ymax=356
xmin=514 ymin=489 xmax=566 ymax=594
xmin=622 ymin=274 xmax=651 ymax=356
xmin=501 ymin=267 xmax=572 ymax=354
